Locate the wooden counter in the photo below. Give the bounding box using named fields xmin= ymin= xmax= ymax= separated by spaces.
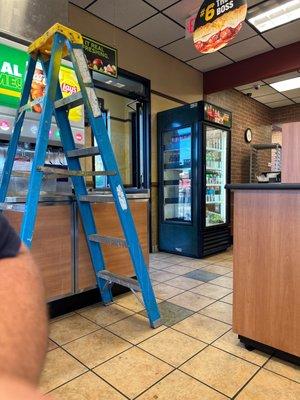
xmin=4 ymin=203 xmax=73 ymax=301
xmin=229 ymin=185 xmax=300 ymax=358
xmin=4 ymin=196 xmax=149 ymax=302
xmin=77 ymin=199 xmax=149 ymax=291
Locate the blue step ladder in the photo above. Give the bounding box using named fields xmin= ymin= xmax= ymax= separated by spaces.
xmin=0 ymin=24 xmax=161 ymax=328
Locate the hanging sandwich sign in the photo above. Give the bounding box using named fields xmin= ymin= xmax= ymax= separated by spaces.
xmin=193 ymin=0 xmax=247 ymax=54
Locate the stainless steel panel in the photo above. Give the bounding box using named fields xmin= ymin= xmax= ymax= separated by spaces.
xmin=0 ymin=0 xmax=68 ymax=43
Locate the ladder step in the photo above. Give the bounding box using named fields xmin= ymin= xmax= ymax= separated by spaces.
xmin=80 ymin=194 xmax=114 ymax=203
xmin=37 ymin=166 xmax=116 ymax=177
xmin=0 ymin=203 xmax=25 ymax=212
xmin=66 ymin=146 xmax=99 ymax=158
xmin=54 ymin=92 xmax=83 ymax=110
xmin=89 ymin=234 xmax=127 ymax=248
xmin=18 ymin=96 xmax=44 ymax=115
xmin=98 ymin=271 xmax=140 ymax=291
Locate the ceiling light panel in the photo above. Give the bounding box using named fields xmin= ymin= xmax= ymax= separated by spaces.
xmin=270 ymin=77 xmax=300 ymax=92
xmin=248 ymin=0 xmax=300 ymax=32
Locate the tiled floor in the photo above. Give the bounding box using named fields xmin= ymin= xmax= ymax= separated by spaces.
xmin=42 ymin=249 xmax=300 ymax=399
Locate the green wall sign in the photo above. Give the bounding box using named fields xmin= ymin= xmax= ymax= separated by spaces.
xmin=0 ymin=43 xmax=29 ymax=109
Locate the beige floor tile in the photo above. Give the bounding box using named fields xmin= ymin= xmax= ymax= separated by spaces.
xmin=216 ymin=260 xmax=233 ymax=268
xmin=163 ymin=264 xmax=196 ymax=275
xmin=115 ymin=293 xmax=145 ymax=312
xmin=204 ymin=254 xmax=228 ymax=263
xmin=50 ymin=312 xmax=75 ymax=323
xmin=220 ymin=292 xmax=233 ymax=304
xmin=202 ymin=264 xmax=232 ymax=275
xmin=106 ymin=313 xmax=166 ymax=344
xmin=136 ymin=370 xmax=227 ymax=400
xmin=175 ymin=259 xmax=211 ymax=268
xmin=150 ymin=270 xmax=178 ymax=282
xmin=173 ymin=313 xmax=231 ymax=343
xmin=63 ymin=329 xmax=132 ymax=368
xmin=51 ymin=371 xmax=127 ymax=399
xmin=47 ymin=339 xmax=58 ymax=351
xmin=150 ymin=252 xmax=173 ymax=261
xmin=49 ymin=314 xmax=99 ymax=345
xmin=149 ymin=260 xmax=174 ymax=269
xmin=214 ymin=330 xmax=270 ymax=366
xmin=93 ymin=347 xmax=173 ymax=399
xmin=264 ymin=357 xmax=300 ymax=383
xmin=39 ymin=348 xmax=87 ymax=393
xmin=180 ymin=346 xmax=259 ymax=397
xmin=190 ymin=283 xmax=232 ymax=300
xmin=168 ymin=291 xmax=215 ymax=312
xmin=153 ymin=282 xmax=185 ymax=300
xmin=138 ymin=328 xmax=206 ymax=367
xmin=166 ymin=276 xmax=202 ymax=290
xmin=200 ymin=301 xmax=232 ymax=324
xmin=77 ymin=303 xmax=134 ymax=326
xmin=236 ymin=369 xmax=300 ymax=400
xmin=225 ymin=271 xmax=233 ymax=277
xmin=210 ymin=276 xmax=233 ymax=289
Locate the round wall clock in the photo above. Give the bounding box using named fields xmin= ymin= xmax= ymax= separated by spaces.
xmin=245 ymin=128 xmax=252 ymax=143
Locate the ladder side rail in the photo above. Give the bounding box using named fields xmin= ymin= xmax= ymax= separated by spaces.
xmin=67 ymin=43 xmax=160 ymax=326
xmin=20 ymin=34 xmax=64 ymax=246
xmin=0 ymin=57 xmax=37 ymax=203
xmin=42 ymin=58 xmax=113 ymax=304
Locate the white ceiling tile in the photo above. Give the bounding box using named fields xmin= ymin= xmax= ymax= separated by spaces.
xmin=128 ymin=14 xmax=185 ymax=48
xmin=228 ymin=22 xmax=257 ymax=46
xmin=146 ymin=0 xmax=179 ymax=10
xmin=262 ymin=19 xmax=300 ymax=48
xmin=264 ymin=71 xmax=300 ymax=84
xmin=247 ymin=0 xmax=264 ymax=7
xmin=221 ymin=36 xmax=272 ymax=61
xmin=255 ymin=93 xmax=287 ymax=103
xmin=188 ymin=52 xmax=232 ymax=72
xmin=241 ymin=85 xmax=278 ymax=97
xmin=282 ymin=88 xmax=300 ymax=99
xmin=235 ymin=81 xmax=264 ymax=91
xmin=70 ymin=0 xmax=92 ymax=7
xmin=266 ymin=99 xmax=294 ymax=108
xmin=161 ymin=37 xmax=201 ymax=61
xmin=293 ymin=97 xmax=300 ymax=103
xmin=88 ymin=0 xmax=156 ymax=30
xmin=163 ymin=0 xmax=202 ymax=26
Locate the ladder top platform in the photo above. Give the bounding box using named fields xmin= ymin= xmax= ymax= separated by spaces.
xmin=28 ymin=23 xmax=83 ymax=57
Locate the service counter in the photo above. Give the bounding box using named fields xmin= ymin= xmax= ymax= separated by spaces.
xmin=4 ymin=191 xmax=149 ymax=303
xmin=227 ymin=183 xmax=300 ymax=360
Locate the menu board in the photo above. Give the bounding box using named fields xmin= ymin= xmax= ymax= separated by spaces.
xmin=82 ymin=35 xmax=118 ymax=78
xmin=193 ymin=0 xmax=247 ymax=54
xmin=0 ymin=42 xmax=83 ymax=124
xmin=204 ymin=103 xmax=232 ymax=127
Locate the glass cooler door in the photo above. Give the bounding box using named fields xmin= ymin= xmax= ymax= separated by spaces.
xmin=205 ymin=125 xmax=228 ymax=227
xmin=162 ymin=126 xmax=192 ymax=223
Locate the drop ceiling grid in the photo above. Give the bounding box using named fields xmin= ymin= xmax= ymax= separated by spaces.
xmin=69 ymin=0 xmax=299 ymax=74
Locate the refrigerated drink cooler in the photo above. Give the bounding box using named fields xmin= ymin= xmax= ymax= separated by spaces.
xmin=157 ymin=101 xmax=231 ymax=258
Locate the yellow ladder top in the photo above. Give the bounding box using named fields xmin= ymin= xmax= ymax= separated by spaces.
xmin=28 ymin=23 xmax=83 ymax=57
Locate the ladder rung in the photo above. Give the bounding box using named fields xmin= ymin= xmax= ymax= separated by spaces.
xmin=54 ymin=92 xmax=83 ymax=110
xmin=0 ymin=203 xmax=25 ymax=212
xmin=66 ymin=146 xmax=99 ymax=158
xmin=80 ymin=195 xmax=114 ymax=203
xmin=89 ymin=234 xmax=127 ymax=248
xmin=98 ymin=271 xmax=140 ymax=291
xmin=18 ymin=96 xmax=44 ymax=115
xmin=37 ymin=166 xmax=116 ymax=177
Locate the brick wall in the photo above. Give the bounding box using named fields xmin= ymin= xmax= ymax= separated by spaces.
xmin=272 ymin=104 xmax=300 ymax=124
xmin=206 ymin=89 xmax=273 ymax=184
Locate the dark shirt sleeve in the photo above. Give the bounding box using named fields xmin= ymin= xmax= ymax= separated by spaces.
xmin=0 ymin=214 xmax=21 ymax=258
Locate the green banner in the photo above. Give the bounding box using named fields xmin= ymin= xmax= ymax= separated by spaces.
xmin=0 ymin=43 xmax=29 ymax=109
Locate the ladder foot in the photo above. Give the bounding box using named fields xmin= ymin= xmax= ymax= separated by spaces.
xmin=150 ymin=318 xmax=163 ymax=329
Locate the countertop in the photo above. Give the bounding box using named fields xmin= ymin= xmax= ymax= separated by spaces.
xmin=226 ymin=183 xmax=300 ymax=190
xmin=6 ymin=188 xmax=150 ymax=203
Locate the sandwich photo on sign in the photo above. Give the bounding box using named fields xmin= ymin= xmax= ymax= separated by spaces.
xmin=193 ymin=0 xmax=248 ymax=54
